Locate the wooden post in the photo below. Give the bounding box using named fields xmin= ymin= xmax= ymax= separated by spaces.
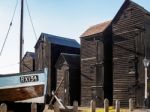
xmin=129 ymin=98 xmax=134 ymax=111
xmin=0 ymin=103 xmax=7 ymax=112
xmin=73 ymin=101 xmax=78 ymax=112
xmin=31 ymin=103 xmax=37 ymax=112
xmin=54 ymin=102 xmax=60 ymax=112
xmin=104 ymin=99 xmax=109 ymax=112
xmin=115 ymin=100 xmax=120 ymax=112
xmin=52 ymin=91 xmax=65 ymax=109
xmin=91 ymin=100 xmax=96 ymax=112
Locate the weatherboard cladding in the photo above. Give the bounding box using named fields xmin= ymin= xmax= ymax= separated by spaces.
xmin=55 ymin=53 xmax=80 ymax=105
xmin=112 ymin=0 xmax=150 ymax=107
xmin=35 ymin=33 xmax=80 ymax=95
xmin=80 ymin=0 xmax=150 ymax=107
xmin=131 ymin=1 xmax=150 ymax=15
xmin=21 ymin=52 xmax=35 ymax=72
xmin=80 ymin=39 xmax=98 ymax=106
xmin=80 ymin=19 xmax=112 ymax=106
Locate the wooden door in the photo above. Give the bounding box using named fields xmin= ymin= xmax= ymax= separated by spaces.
xmin=64 ymin=69 xmax=70 ymax=105
xmin=96 ymin=41 xmax=104 ymax=107
xmin=136 ymin=83 xmax=144 ymax=107
xmin=95 ymin=64 xmax=104 ymax=107
xmin=135 ymin=33 xmax=145 ymax=107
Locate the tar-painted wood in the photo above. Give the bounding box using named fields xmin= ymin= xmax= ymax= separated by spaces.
xmin=112 ymin=0 xmax=150 ymax=107
xmin=21 ymin=52 xmax=35 ymax=72
xmin=55 ymin=53 xmax=80 ymax=106
xmin=35 ymin=33 xmax=80 ymax=98
xmin=80 ymin=23 xmax=112 ymax=107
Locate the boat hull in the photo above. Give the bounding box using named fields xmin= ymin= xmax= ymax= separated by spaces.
xmin=0 ymin=69 xmax=47 ymax=103
xmin=0 ymin=84 xmax=44 ymax=102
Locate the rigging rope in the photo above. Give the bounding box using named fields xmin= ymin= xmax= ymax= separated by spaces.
xmin=25 ymin=0 xmax=38 ymax=40
xmin=0 ymin=0 xmax=18 ymax=56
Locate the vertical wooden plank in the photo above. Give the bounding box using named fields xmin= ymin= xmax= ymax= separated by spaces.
xmin=31 ymin=103 xmax=37 ymax=112
xmin=64 ymin=69 xmax=69 ymax=105
xmin=0 ymin=103 xmax=7 ymax=112
xmin=54 ymin=102 xmax=60 ymax=112
xmin=104 ymin=99 xmax=109 ymax=112
xmin=91 ymin=100 xmax=96 ymax=112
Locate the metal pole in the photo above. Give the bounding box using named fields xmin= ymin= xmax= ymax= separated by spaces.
xmin=19 ymin=0 xmax=24 ymax=72
xmin=145 ymin=67 xmax=148 ymax=99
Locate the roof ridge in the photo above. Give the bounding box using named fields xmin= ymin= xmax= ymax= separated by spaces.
xmin=35 ymin=33 xmax=80 ymax=48
xmin=130 ymin=0 xmax=150 ymax=15
xmin=42 ymin=32 xmax=76 ymax=41
xmin=112 ymin=0 xmax=150 ymax=24
xmin=90 ymin=20 xmax=111 ymax=28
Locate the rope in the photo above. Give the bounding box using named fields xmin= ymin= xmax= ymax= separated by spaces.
xmin=0 ymin=0 xmax=18 ymax=56
xmin=25 ymin=0 xmax=38 ymax=40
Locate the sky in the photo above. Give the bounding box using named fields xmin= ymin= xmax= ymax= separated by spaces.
xmin=0 ymin=0 xmax=150 ymax=74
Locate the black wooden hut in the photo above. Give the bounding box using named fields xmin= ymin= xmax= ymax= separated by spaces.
xmin=80 ymin=21 xmax=112 ymax=106
xmin=55 ymin=53 xmax=80 ymax=106
xmin=21 ymin=52 xmax=35 ymax=72
xmin=34 ymin=33 xmax=80 ymax=96
xmin=112 ymin=0 xmax=150 ymax=107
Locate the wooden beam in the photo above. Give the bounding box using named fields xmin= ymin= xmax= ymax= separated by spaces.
xmin=48 ymin=77 xmax=64 ymax=108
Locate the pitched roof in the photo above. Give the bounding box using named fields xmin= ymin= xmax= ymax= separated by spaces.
xmin=80 ymin=0 xmax=150 ymax=39
xmin=112 ymin=0 xmax=150 ymax=23
xmin=55 ymin=53 xmax=80 ymax=68
xmin=26 ymin=52 xmax=35 ymax=58
xmin=35 ymin=33 xmax=80 ymax=48
xmin=80 ymin=20 xmax=111 ymax=38
xmin=131 ymin=1 xmax=150 ymax=15
xmin=22 ymin=52 xmax=35 ymax=60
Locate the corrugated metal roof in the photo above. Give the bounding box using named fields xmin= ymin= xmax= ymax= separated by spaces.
xmin=80 ymin=20 xmax=111 ymax=37
xmin=42 ymin=33 xmax=80 ymax=48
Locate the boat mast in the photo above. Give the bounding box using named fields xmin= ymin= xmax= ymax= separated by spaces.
xmin=19 ymin=0 xmax=24 ymax=72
